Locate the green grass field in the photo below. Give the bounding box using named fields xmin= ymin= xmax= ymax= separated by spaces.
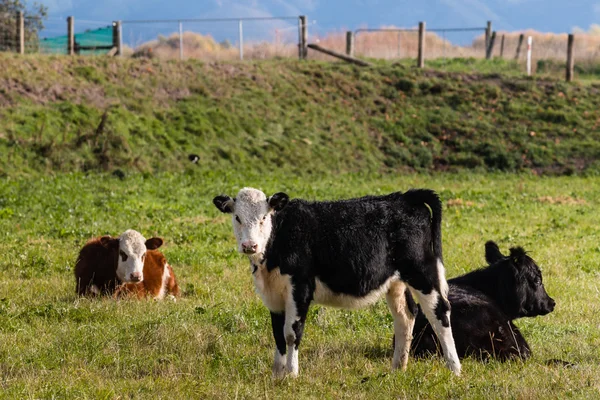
xmin=1 ymin=170 xmax=599 ymax=399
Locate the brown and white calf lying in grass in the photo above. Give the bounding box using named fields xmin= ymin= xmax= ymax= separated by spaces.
xmin=74 ymin=229 xmax=180 ymax=300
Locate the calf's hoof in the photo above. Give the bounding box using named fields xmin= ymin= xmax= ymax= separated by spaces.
xmin=447 ymin=359 xmax=461 ymax=376
xmin=285 ymin=367 xmax=299 ymax=379
xmin=272 ymin=364 xmax=287 ymax=379
xmin=391 ymin=355 xmax=409 ymax=371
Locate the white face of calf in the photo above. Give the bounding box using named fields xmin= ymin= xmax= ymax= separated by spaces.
xmin=213 ymin=188 xmax=289 ymax=258
xmin=100 ymin=229 xmax=163 ymax=283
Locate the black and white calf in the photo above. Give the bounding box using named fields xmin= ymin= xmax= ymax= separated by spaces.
xmin=409 ymin=241 xmax=556 ymax=360
xmin=213 ymin=188 xmax=461 ymax=377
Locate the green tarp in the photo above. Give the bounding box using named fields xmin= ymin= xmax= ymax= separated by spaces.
xmin=39 ymin=25 xmax=113 ymax=55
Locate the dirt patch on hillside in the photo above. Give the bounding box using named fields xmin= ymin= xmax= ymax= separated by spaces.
xmin=0 ymin=77 xmax=108 ymax=107
xmin=422 ymin=70 xmax=502 ymax=85
xmin=420 ymin=69 xmax=560 ymax=93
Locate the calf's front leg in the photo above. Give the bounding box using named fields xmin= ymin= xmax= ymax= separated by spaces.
xmin=283 ymin=279 xmax=313 ymax=378
xmin=270 ymin=312 xmax=287 ymax=378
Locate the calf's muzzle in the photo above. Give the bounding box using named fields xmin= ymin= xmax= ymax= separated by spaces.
xmin=129 ymin=271 xmax=143 ymax=282
xmin=242 ymin=241 xmax=258 ymax=254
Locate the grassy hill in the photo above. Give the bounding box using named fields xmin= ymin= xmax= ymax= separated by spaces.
xmin=1 ymin=53 xmax=600 ymax=177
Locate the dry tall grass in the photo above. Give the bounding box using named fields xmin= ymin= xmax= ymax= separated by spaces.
xmin=132 ymin=31 xmax=298 ymax=61
xmin=316 ymin=27 xmax=482 ymax=60
xmin=130 ymin=25 xmax=600 ymax=66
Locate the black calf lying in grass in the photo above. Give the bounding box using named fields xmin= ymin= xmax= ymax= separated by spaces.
xmin=407 ymin=241 xmax=555 ymax=361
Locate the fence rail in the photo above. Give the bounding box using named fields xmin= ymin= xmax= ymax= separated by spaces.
xmin=355 ymin=27 xmax=486 ymax=33
xmin=121 ymin=16 xmax=300 ymax=24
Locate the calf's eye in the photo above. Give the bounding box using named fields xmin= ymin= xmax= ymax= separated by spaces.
xmin=120 ymin=250 xmax=128 ymax=262
xmin=235 ymin=215 xmax=242 ymax=224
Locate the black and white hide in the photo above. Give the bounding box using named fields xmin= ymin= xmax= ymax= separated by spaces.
xmin=213 ymin=187 xmax=461 ymax=378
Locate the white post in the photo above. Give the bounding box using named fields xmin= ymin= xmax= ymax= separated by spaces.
xmin=118 ymin=21 xmax=123 ymax=56
xmin=239 ymin=19 xmax=244 ymax=60
xmin=179 ymin=21 xmax=184 ymax=60
xmin=526 ymin=36 xmax=532 ymax=76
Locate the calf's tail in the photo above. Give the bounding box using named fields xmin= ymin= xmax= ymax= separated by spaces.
xmin=403 ymin=189 xmax=443 ymax=262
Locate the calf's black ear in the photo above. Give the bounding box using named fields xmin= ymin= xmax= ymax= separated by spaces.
xmin=145 ymin=237 xmax=163 ymax=250
xmin=100 ymin=236 xmax=119 ymax=249
xmin=268 ymin=192 xmax=289 ymax=212
xmin=485 ymin=241 xmax=505 ymax=264
xmin=213 ymin=195 xmax=235 ymax=213
xmin=508 ymin=247 xmax=527 ymax=266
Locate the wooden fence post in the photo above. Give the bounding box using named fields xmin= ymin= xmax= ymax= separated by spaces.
xmin=486 ymin=31 xmax=496 ymax=59
xmin=515 ymin=34 xmax=524 ymax=59
xmin=485 ymin=20 xmax=492 ymax=58
xmin=16 ymin=11 xmax=24 ymax=54
xmin=566 ymin=34 xmax=575 ymax=82
xmin=417 ymin=21 xmax=425 ymax=68
xmin=346 ymin=31 xmax=354 ymax=57
xmin=299 ymin=15 xmax=307 ymax=60
xmin=67 ymin=16 xmax=74 ymax=55
xmin=500 ymin=34 xmax=505 ymax=57
xmin=112 ymin=21 xmax=122 ymax=56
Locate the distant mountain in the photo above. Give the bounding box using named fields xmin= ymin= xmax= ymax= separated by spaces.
xmin=38 ymin=0 xmax=600 ymax=45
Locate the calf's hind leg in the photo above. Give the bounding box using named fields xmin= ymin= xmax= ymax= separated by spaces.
xmin=386 ymin=281 xmax=416 ymax=370
xmin=407 ymin=259 xmax=461 ymax=376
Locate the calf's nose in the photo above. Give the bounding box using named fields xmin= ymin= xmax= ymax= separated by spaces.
xmin=129 ymin=271 xmax=143 ymax=282
xmin=242 ymin=241 xmax=258 ymax=254
xmin=548 ymin=297 xmax=556 ymax=311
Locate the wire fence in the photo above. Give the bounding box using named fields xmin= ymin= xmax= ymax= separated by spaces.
xmin=1 ymin=12 xmax=600 ymax=79
xmin=120 ymin=16 xmax=302 ymax=60
xmin=352 ymin=26 xmax=487 ymax=60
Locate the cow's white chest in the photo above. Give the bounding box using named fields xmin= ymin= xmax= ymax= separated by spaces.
xmin=252 ymin=263 xmax=290 ymax=312
xmin=314 ymin=274 xmax=400 ymax=309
